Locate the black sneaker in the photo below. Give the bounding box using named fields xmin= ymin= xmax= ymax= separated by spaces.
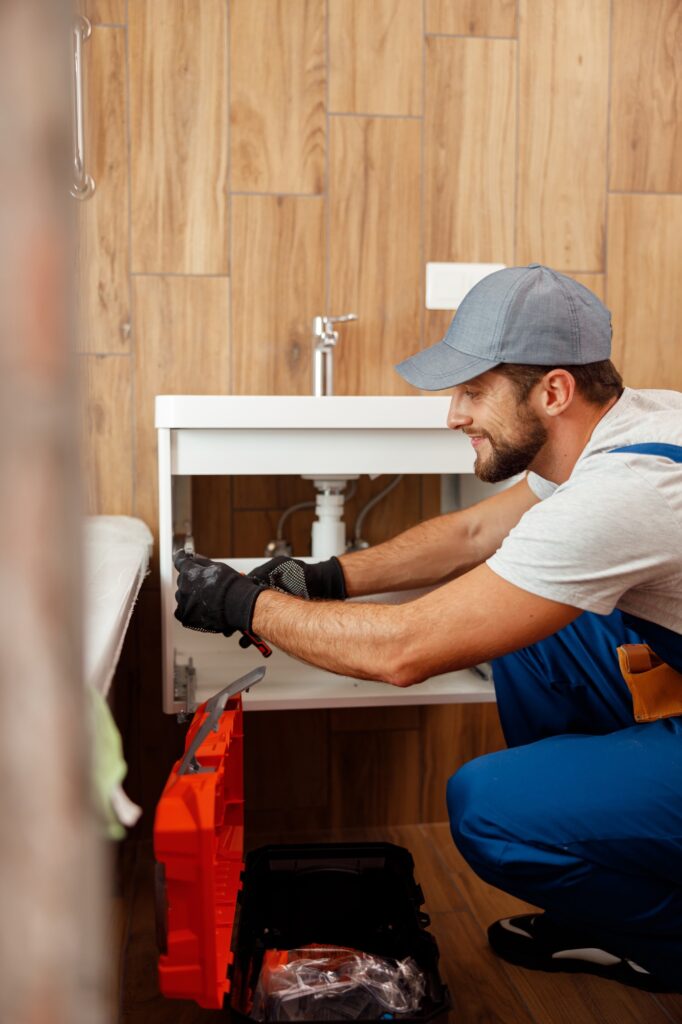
xmin=487 ymin=913 xmax=678 ymax=992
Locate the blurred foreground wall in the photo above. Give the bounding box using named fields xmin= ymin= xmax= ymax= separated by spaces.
xmin=0 ymin=3 xmax=108 ymax=1022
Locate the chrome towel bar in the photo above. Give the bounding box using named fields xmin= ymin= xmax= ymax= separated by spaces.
xmin=70 ymin=14 xmax=95 ymax=200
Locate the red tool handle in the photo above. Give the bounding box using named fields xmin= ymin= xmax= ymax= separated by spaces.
xmin=239 ymin=630 xmax=272 ymax=657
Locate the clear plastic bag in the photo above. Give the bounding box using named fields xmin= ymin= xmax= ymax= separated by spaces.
xmin=251 ymin=943 xmax=426 ymax=1021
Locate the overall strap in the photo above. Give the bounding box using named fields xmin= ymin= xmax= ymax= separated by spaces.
xmin=609 ymin=441 xmax=682 ymax=672
xmin=611 ymin=443 xmax=682 ymax=462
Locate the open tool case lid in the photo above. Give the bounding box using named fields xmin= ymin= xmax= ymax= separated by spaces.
xmin=154 ymin=669 xmax=264 ymax=1010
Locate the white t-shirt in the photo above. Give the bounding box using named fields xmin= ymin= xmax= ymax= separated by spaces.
xmin=486 ymin=388 xmax=682 ymax=633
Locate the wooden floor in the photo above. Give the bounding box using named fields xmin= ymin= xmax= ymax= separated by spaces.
xmin=118 ymin=824 xmax=682 ymax=1024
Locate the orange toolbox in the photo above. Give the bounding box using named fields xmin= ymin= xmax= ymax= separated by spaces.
xmin=154 ymin=668 xmax=450 ymax=1022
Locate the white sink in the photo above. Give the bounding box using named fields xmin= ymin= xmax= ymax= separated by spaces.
xmin=156 ymin=395 xmax=484 ymax=713
xmin=155 ymin=395 xmax=474 ymax=477
xmin=156 ymin=394 xmax=453 ymax=429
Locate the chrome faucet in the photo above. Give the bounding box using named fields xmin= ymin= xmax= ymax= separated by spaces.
xmin=312 ymin=314 xmax=357 ymax=396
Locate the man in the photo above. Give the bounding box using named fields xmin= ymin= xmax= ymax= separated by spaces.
xmin=175 ymin=264 xmax=682 ymax=992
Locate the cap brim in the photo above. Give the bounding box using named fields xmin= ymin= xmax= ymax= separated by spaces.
xmin=395 ymin=339 xmax=500 ymax=391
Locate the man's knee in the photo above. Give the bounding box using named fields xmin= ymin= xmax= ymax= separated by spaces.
xmin=446 ymin=753 xmax=507 ymax=873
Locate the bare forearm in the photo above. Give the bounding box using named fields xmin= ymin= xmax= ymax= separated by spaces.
xmin=251 ymin=562 xmax=579 ymax=689
xmin=339 ymin=511 xmax=477 ymax=597
xmin=339 ymin=478 xmax=538 ymax=598
xmin=252 ymin=589 xmax=408 ymax=683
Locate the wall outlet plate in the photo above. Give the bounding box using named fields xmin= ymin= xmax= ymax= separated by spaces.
xmin=426 ymin=262 xmax=506 ymax=310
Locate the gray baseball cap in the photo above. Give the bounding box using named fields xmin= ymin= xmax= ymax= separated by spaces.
xmin=396 ymin=264 xmax=612 ymax=391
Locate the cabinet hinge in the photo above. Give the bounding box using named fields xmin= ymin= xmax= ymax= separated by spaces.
xmin=173 ymin=652 xmax=197 ymax=720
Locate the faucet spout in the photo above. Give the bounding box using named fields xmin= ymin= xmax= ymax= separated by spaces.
xmin=311 ymin=313 xmax=357 ymax=396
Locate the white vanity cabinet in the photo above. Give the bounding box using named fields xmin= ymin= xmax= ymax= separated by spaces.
xmin=157 ymin=396 xmax=496 ymax=714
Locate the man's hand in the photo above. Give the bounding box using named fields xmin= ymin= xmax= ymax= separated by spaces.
xmin=248 ymin=555 xmax=347 ymax=600
xmin=174 ymin=551 xmax=264 ymax=636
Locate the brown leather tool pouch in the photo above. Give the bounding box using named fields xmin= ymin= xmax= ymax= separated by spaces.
xmin=617 ymin=643 xmax=682 ymax=722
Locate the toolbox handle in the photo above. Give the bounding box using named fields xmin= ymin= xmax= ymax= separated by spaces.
xmin=178 ymin=667 xmax=266 ymax=775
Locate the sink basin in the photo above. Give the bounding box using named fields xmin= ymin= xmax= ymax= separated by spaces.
xmin=155 ymin=395 xmax=474 ymax=477
xmin=156 ymin=395 xmax=480 ymax=713
xmin=156 ymin=395 xmax=454 ymax=429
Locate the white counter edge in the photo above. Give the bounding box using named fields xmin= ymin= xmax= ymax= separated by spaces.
xmin=155 ymin=395 xmax=452 ymax=430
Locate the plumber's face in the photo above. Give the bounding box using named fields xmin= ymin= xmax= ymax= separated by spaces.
xmin=447 ymin=371 xmax=548 ymax=482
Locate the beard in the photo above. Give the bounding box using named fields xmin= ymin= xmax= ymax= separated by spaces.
xmin=472 ymin=407 xmax=548 ymax=483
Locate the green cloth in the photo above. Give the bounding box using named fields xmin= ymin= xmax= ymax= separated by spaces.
xmin=89 ymin=686 xmax=131 ymax=840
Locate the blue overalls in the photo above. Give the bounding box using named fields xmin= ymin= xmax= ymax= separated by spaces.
xmin=446 ymin=444 xmax=682 ymax=984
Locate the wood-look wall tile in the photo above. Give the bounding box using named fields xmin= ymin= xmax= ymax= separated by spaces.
xmin=129 ymin=0 xmax=228 ymax=273
xmin=330 ymin=728 xmax=422 ymax=826
xmin=329 ymin=0 xmax=422 ymax=116
xmin=230 ymin=474 xmax=433 ymax=559
xmin=607 ymin=194 xmax=682 ymax=391
xmin=230 ymin=0 xmax=325 ymax=193
xmin=610 ymin=0 xmax=682 ymax=193
xmin=123 ymin=589 xmax=190 ymax=832
xmin=80 ymin=354 xmax=133 ymax=515
xmin=516 ymin=0 xmax=609 ymax=270
xmin=420 ymin=704 xmax=505 ymax=821
xmin=244 ymin=710 xmax=328 ymax=812
xmin=133 ymin=275 xmax=230 ymax=538
xmin=231 ymin=475 xmax=428 ymax=558
xmin=426 ymin=0 xmax=517 ymax=37
xmin=232 ymin=196 xmax=324 ymax=395
xmin=351 ymin=475 xmax=423 ymax=545
xmin=191 ymin=477 xmax=232 ymax=558
xmin=76 ymin=27 xmax=129 ymax=353
xmin=330 ymin=707 xmax=421 ymax=732
xmin=284 ymin=508 xmax=317 ymax=559
xmin=425 ymin=37 xmax=515 ymax=264
xmin=232 ymin=508 xmax=316 ymax=558
xmin=77 ymin=0 xmax=126 ymax=23
xmin=329 ymin=117 xmax=421 ymax=395
xmin=246 ymin=806 xmax=332 ymax=837
xmin=424 ymin=310 xmax=456 ymax=352
xmin=421 ymin=475 xmax=442 ymax=520
xmin=233 ymin=476 xmax=315 ymax=510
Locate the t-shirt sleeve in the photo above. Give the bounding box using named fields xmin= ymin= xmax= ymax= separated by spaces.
xmin=486 ymin=457 xmax=679 ymax=614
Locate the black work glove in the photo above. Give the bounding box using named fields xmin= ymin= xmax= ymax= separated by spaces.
xmin=174 ymin=551 xmax=264 ymax=636
xmin=248 ymin=555 xmax=347 ymax=600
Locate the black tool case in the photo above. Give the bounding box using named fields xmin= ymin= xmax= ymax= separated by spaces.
xmin=229 ymin=842 xmax=450 ymax=1022
xmin=154 ymin=687 xmax=450 ymax=1021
